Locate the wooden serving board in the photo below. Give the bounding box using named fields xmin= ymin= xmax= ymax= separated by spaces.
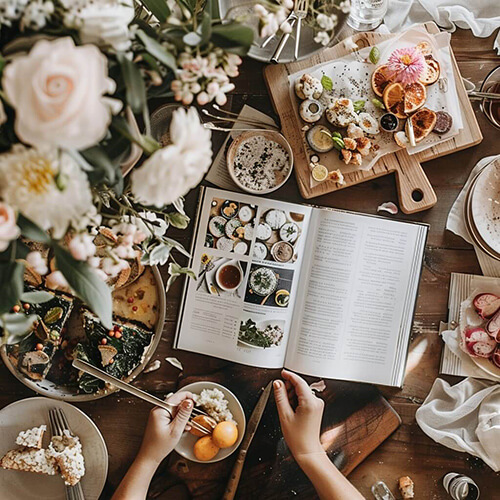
xmin=167 ymin=369 xmax=401 ymax=499
xmin=263 ymin=22 xmax=483 ymax=214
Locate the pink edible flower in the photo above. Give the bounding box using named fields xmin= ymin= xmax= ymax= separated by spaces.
xmin=387 ymin=47 xmax=425 ymax=85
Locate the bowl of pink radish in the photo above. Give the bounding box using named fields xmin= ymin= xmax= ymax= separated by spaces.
xmin=460 ymin=292 xmax=500 ymax=378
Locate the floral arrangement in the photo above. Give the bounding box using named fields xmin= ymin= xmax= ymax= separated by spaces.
xmin=0 ymin=0 xmax=253 ymax=341
xmin=252 ymin=0 xmax=350 ymax=46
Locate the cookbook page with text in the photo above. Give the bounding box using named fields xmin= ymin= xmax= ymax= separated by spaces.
xmin=285 ymin=209 xmax=427 ymax=386
xmin=175 ymin=187 xmax=313 ymax=369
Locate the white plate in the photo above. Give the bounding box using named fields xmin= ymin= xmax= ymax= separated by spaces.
xmin=470 ymin=356 xmax=500 ymax=379
xmin=175 ymin=382 xmax=245 ymax=464
xmin=0 ymin=397 xmax=107 ymax=500
xmin=471 ymin=159 xmax=500 ymax=255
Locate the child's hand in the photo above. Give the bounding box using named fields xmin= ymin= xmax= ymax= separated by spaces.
xmin=273 ymin=370 xmax=325 ymax=463
xmin=137 ymin=390 xmax=194 ymax=465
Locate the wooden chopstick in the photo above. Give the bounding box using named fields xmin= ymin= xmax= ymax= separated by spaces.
xmin=72 ymin=359 xmax=210 ymax=435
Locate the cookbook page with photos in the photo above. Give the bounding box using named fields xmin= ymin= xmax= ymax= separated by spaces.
xmin=284 ymin=208 xmax=428 ymax=387
xmin=175 ymin=187 xmax=313 ymax=368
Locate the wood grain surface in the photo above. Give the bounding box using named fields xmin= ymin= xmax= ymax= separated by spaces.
xmin=263 ymin=23 xmax=482 ymax=213
xmin=0 ymin=27 xmax=499 ymax=500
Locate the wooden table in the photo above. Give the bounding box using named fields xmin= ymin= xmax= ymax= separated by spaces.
xmin=1 ymin=28 xmax=499 ymax=499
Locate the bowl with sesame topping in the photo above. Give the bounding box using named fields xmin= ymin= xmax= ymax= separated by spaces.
xmin=227 ymin=131 xmax=293 ymax=194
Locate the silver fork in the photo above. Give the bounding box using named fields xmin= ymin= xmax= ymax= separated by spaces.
xmin=294 ymin=0 xmax=309 ymax=60
xmin=48 ymin=408 xmax=85 ymax=500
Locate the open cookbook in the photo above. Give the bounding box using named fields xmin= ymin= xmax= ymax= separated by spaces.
xmin=175 ymin=187 xmax=428 ymax=387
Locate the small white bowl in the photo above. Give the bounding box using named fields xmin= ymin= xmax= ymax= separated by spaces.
xmin=227 ymin=130 xmax=294 ymax=195
xmin=175 ymin=381 xmax=246 ymax=463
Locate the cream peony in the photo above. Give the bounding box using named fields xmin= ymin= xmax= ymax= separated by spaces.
xmin=131 ymin=107 xmax=212 ymax=207
xmin=61 ymin=0 xmax=135 ymax=52
xmin=2 ymin=37 xmax=116 ymax=149
xmin=0 ymin=145 xmax=94 ymax=239
xmin=0 ymin=202 xmax=20 ymax=251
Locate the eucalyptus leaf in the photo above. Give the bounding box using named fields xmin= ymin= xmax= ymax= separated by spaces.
xmin=166 ymin=262 xmax=195 ymax=290
xmin=183 ymin=31 xmax=202 ymax=46
xmin=18 ymin=214 xmax=50 ymax=244
xmin=144 ymin=243 xmax=172 ymax=266
xmin=163 ymin=236 xmax=190 ymax=258
xmin=136 ymin=30 xmax=177 ymax=72
xmin=166 ymin=212 xmax=190 ymax=229
xmin=321 ymin=75 xmax=333 ymax=91
xmin=81 ymin=147 xmax=117 ymax=186
xmin=117 ymin=52 xmax=147 ymax=114
xmin=1 ymin=313 xmax=38 ymax=344
xmin=211 ymin=23 xmax=253 ymax=55
xmin=20 ymin=290 xmax=54 ymax=304
xmin=53 ymin=245 xmax=112 ymax=329
xmin=200 ymin=10 xmax=212 ymax=44
xmin=137 ymin=0 xmax=170 ymax=22
xmin=0 ymin=261 xmax=25 ymax=314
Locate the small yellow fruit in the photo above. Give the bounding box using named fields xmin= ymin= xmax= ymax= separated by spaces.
xmin=311 ymin=164 xmax=328 ymax=182
xmin=212 ymin=421 xmax=238 ymax=449
xmin=193 ymin=436 xmax=220 ymax=461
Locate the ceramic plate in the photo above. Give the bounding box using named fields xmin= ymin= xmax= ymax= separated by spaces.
xmin=470 ymin=356 xmax=500 ymax=379
xmin=1 ymin=266 xmax=166 ymax=401
xmin=470 ymin=159 xmax=500 ymax=254
xmin=0 ymin=397 xmax=107 ymax=500
xmin=175 ymin=382 xmax=246 ymax=463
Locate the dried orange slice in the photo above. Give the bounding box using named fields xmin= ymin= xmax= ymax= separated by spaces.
xmin=383 ymin=82 xmax=406 ymax=119
xmin=419 ymin=57 xmax=440 ymax=86
xmin=371 ymin=65 xmax=392 ymax=97
xmin=406 ymin=107 xmax=437 ymax=143
xmin=403 ymin=82 xmax=426 ymax=114
xmin=416 ymin=41 xmax=432 ymax=56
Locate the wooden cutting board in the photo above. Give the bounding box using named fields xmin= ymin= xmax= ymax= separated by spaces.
xmin=167 ymin=369 xmax=401 ymax=499
xmin=263 ymin=22 xmax=482 ymax=214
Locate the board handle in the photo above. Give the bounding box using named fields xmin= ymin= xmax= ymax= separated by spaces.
xmin=393 ymin=149 xmax=437 ymax=214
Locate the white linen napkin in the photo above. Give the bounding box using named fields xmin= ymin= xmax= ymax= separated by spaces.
xmin=384 ymin=0 xmax=500 ymax=54
xmin=441 ymin=328 xmax=500 ymax=382
xmin=446 ymin=155 xmax=500 ymax=277
xmin=416 ymin=377 xmax=500 ymax=471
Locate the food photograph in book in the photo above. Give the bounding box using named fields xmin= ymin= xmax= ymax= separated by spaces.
xmin=196 ymin=254 xmax=248 ymax=299
xmin=238 ymin=315 xmax=286 ymax=349
xmin=253 ymin=208 xmax=305 ymax=264
xmin=205 ymin=197 xmax=258 ymax=255
xmin=244 ymin=264 xmax=294 ymax=308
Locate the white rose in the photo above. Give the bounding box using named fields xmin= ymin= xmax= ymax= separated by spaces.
xmin=2 ymin=37 xmax=117 ymax=150
xmin=63 ymin=0 xmax=135 ymax=52
xmin=131 ymin=107 xmax=212 ymax=207
xmin=0 ymin=202 xmax=20 ymax=251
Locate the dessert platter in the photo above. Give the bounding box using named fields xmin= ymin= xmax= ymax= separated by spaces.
xmin=264 ymin=23 xmax=482 ymax=213
xmin=1 ymin=240 xmax=166 ymax=401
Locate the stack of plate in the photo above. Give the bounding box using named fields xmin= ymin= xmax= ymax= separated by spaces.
xmin=464 ymin=158 xmax=500 ymax=260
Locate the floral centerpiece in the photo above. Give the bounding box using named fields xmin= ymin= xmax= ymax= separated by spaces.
xmin=0 ymin=0 xmax=253 ymax=342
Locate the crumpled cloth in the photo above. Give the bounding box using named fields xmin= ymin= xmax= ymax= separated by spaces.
xmin=384 ymin=0 xmax=500 ymax=54
xmin=416 ymin=377 xmax=500 ymax=471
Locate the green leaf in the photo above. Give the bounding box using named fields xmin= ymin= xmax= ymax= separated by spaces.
xmin=17 ymin=214 xmax=50 ymax=244
xmin=136 ymin=30 xmax=177 ymax=73
xmin=81 ymin=147 xmax=118 ymax=186
xmin=20 ymin=290 xmax=54 ymax=304
xmin=1 ymin=313 xmax=38 ymax=345
xmin=142 ymin=243 xmax=172 ymax=266
xmin=166 ymin=262 xmax=195 ymax=290
xmin=200 ymin=9 xmax=212 ymax=44
xmin=211 ymin=23 xmax=254 ymax=56
xmin=369 ymin=46 xmax=380 ymax=65
xmin=0 ymin=262 xmax=25 ymax=314
xmin=137 ymin=0 xmax=170 ymax=22
xmin=353 ymin=99 xmax=365 ymax=113
xmin=321 ymin=75 xmax=333 ymax=91
xmin=166 ymin=212 xmax=190 ymax=229
xmin=117 ymin=52 xmax=147 ymax=114
xmin=53 ymin=245 xmax=112 ymax=329
xmin=111 ymin=116 xmax=160 ymax=155
xmin=372 ymin=97 xmax=385 ymax=109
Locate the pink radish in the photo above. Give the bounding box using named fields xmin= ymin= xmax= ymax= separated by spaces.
xmin=462 ymin=326 xmax=497 ymax=358
xmin=473 ymin=293 xmax=500 ymax=319
xmin=486 ymin=309 xmax=500 ymax=342
xmin=492 ymin=347 xmax=500 ymax=369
